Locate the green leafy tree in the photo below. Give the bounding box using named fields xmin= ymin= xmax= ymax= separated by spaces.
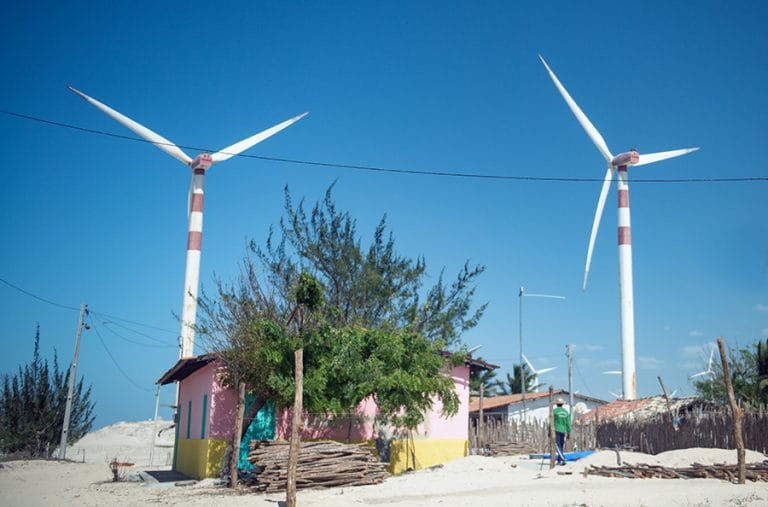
xmin=0 ymin=326 xmax=95 ymax=457
xmin=757 ymin=339 xmax=768 ymax=402
xmin=693 ymin=340 xmax=766 ymax=406
xmin=255 ymin=185 xmax=486 ymax=347
xmin=198 ymin=187 xmax=480 ymax=440
xmin=495 ymin=363 xmax=541 ymax=395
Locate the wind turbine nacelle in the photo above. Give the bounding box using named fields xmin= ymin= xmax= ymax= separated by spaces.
xmin=190 ymin=153 xmax=213 ymax=171
xmin=611 ymin=150 xmax=640 ymax=167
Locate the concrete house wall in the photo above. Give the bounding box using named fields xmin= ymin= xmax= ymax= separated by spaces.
xmin=163 ymin=358 xmax=479 ymax=478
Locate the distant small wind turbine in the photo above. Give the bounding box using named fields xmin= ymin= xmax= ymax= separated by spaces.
xmin=539 ymin=55 xmax=699 ymax=401
xmin=689 ymin=347 xmax=716 ymax=379
xmin=522 ymin=353 xmax=556 ymax=391
xmin=69 ymin=87 xmax=307 ymax=358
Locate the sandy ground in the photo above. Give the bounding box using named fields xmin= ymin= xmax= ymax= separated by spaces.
xmin=1 ymin=420 xmax=766 ymax=506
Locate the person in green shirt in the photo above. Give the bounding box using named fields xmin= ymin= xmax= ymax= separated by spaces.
xmin=553 ymin=397 xmax=571 ymax=465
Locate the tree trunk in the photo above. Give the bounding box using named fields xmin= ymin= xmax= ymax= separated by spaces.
xmin=240 ymin=397 xmax=266 ymax=439
xmin=548 ymin=385 xmax=555 ymax=470
xmin=717 ymin=336 xmax=745 ymax=484
xmin=230 ymin=379 xmax=246 ymax=488
xmin=286 ymin=348 xmax=303 ymax=507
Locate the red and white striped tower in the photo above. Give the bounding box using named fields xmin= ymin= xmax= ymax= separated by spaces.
xmin=539 ymin=55 xmax=698 ymax=401
xmin=180 ymin=154 xmax=212 ymax=358
xmin=616 ymin=164 xmax=636 ymax=400
xmin=68 ymin=86 xmax=307 ymax=360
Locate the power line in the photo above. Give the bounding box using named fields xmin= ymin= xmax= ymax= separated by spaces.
xmin=2 ymin=108 xmax=766 ymax=184
xmin=92 ymin=317 xmax=176 ymax=349
xmin=0 ymin=275 xmax=178 ymax=336
xmin=88 ymin=309 xmax=177 ymax=335
xmin=0 ymin=276 xmax=80 ymax=311
xmin=87 ymin=316 xmax=154 ymax=393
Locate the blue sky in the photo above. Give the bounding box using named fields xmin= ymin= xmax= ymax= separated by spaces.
xmin=1 ymin=1 xmax=766 ymax=429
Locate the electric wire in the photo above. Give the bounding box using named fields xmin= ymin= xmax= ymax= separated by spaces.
xmin=92 ymin=317 xmax=176 ymax=349
xmin=0 ymin=276 xmax=81 ymax=312
xmin=87 ymin=315 xmax=154 ymax=393
xmin=2 ymin=108 xmax=766 ymax=184
xmin=88 ymin=309 xmax=177 ymax=335
xmin=1 ymin=275 xmax=178 ymax=339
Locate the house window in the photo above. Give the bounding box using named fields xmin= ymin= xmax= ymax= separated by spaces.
xmin=201 ymin=394 xmax=208 ymax=439
xmin=186 ymin=400 xmax=192 ymax=439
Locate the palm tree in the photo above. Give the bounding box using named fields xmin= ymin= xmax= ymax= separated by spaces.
xmin=495 ymin=363 xmax=541 ymax=394
xmin=470 ymin=364 xmax=500 ymax=396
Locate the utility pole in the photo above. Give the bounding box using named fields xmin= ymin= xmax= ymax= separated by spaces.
xmin=567 ymin=344 xmax=574 ymax=410
xmin=59 ymin=303 xmax=88 ymax=460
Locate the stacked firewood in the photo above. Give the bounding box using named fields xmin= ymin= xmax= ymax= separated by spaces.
xmin=247 ymin=440 xmax=390 ymax=493
xmin=584 ymin=461 xmax=768 ymax=482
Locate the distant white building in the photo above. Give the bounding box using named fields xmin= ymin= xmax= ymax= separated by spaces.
xmin=469 ymin=390 xmax=607 ymax=423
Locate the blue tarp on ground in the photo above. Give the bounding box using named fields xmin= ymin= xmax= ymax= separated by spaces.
xmin=528 ymin=450 xmax=596 ymax=461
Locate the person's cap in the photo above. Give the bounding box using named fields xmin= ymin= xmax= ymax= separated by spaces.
xmin=556 ymin=398 xmax=565 ymax=405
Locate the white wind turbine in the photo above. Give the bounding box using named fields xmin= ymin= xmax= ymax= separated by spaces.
xmin=689 ymin=347 xmax=716 ymax=379
xmin=539 ymin=55 xmax=699 ymax=400
xmin=69 ymin=87 xmax=307 ymax=358
xmin=522 ymin=353 xmax=556 ymax=391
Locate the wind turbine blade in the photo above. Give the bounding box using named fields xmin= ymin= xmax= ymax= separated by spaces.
xmin=210 ymin=112 xmax=308 ymax=163
xmin=583 ymin=165 xmax=615 ymax=289
xmin=521 ymin=353 xmax=536 ymax=372
xmin=634 ymin=147 xmax=699 ymax=167
xmin=68 ymin=86 xmax=193 ymax=165
xmin=537 ymin=367 xmax=557 ymax=375
xmin=689 ymin=371 xmax=707 ymax=379
xmin=538 ymin=55 xmax=613 ymax=162
xmin=602 ymin=370 xmax=622 ymax=375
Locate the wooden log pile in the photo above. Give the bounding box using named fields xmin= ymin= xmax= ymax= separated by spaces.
xmin=584 ymin=461 xmax=768 ymax=483
xmin=247 ymin=440 xmax=389 ymax=493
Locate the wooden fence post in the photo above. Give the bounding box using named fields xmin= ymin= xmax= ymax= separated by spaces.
xmin=286 ymin=348 xmax=304 ymax=506
xmin=548 ymin=386 xmax=555 ymax=469
xmin=594 ymin=406 xmax=599 ymax=450
xmin=478 ymin=383 xmax=484 ymax=452
xmin=717 ymin=337 xmax=745 ymax=484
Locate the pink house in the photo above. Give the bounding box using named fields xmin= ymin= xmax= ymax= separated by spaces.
xmin=158 ymin=353 xmax=496 ymax=478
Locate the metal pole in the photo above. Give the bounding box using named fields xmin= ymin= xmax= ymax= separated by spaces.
xmin=567 ymin=344 xmax=574 ymax=410
xmin=519 ymin=287 xmax=526 ymax=419
xmin=59 ymin=303 xmax=87 ymax=460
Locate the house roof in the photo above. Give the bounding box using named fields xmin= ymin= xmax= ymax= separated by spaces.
xmin=587 ymin=395 xmax=711 ymax=422
xmin=439 ymin=351 xmax=499 ymax=372
xmin=469 ymin=390 xmax=608 ymax=412
xmin=156 ymin=352 xmax=218 ymax=385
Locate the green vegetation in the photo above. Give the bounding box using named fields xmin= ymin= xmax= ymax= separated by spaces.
xmin=198 ymin=185 xmax=484 ymax=435
xmin=495 ymin=363 xmax=541 ymax=395
xmin=0 ymin=326 xmax=95 ymax=457
xmin=693 ymin=339 xmax=768 ymax=406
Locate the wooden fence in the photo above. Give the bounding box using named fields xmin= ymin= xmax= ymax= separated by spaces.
xmin=592 ymin=406 xmax=768 ymax=455
xmin=469 ymin=405 xmax=767 ymax=456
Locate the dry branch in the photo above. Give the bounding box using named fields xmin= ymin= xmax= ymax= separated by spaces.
xmin=584 ymin=461 xmax=768 ymax=483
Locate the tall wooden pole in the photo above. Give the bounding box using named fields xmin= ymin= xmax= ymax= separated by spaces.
xmin=59 ymin=303 xmax=87 ymax=460
xmin=548 ymin=385 xmax=555 ymax=469
xmin=286 ymin=348 xmax=304 ymax=507
xmin=478 ymin=382 xmax=484 ymax=451
xmin=229 ymin=379 xmax=245 ymax=488
xmin=717 ymin=337 xmax=745 ymax=484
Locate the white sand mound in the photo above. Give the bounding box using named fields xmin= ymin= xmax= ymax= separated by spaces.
xmin=67 ymin=419 xmax=175 ymax=466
